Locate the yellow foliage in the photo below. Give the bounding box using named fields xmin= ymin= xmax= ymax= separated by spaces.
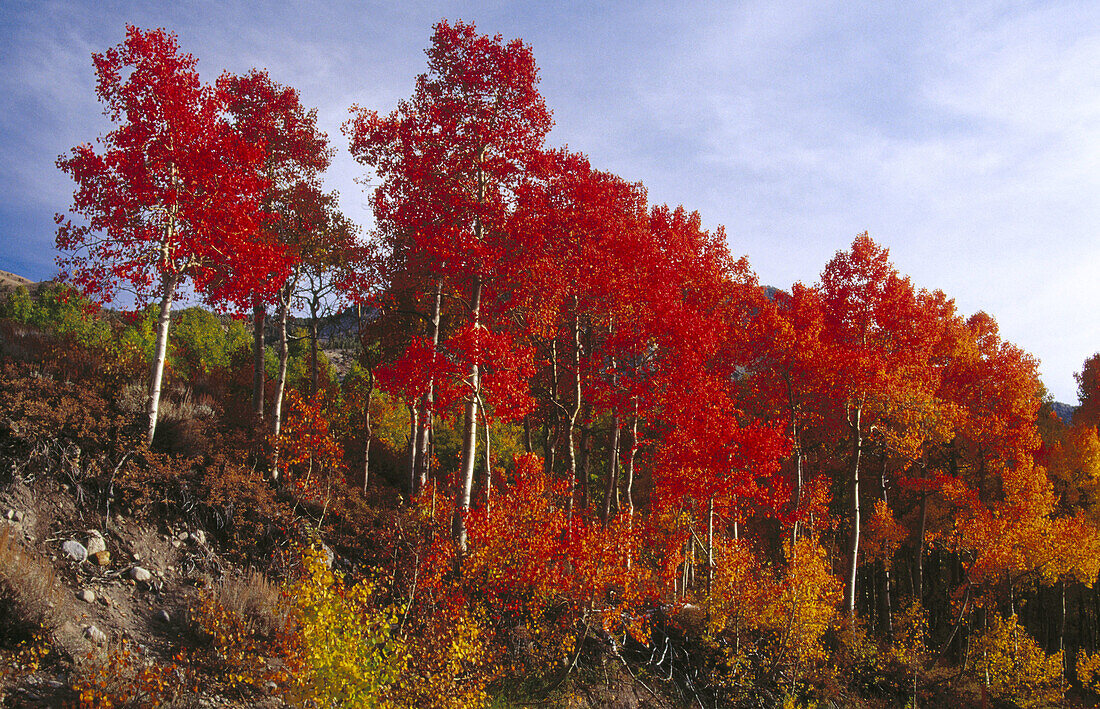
xmin=970 ymin=613 xmax=1064 ymax=708
xmin=284 ymin=546 xmax=408 ymax=708
xmin=395 ymin=603 xmax=493 ymax=709
xmin=765 ymin=537 xmax=841 ymax=686
xmin=1076 ymin=647 xmax=1100 ymax=693
xmin=705 ymin=535 xmax=841 ymax=695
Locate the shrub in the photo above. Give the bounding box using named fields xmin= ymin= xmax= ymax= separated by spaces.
xmin=0 ymin=283 xmax=110 ymax=349
xmin=0 ymin=526 xmax=62 ymax=647
xmin=70 ymin=640 xmax=184 ymax=709
xmin=970 ymin=612 xmax=1065 ymax=708
xmin=285 ymin=546 xmax=407 ymax=708
xmin=0 ymin=526 xmax=60 ymax=688
xmin=1077 ymin=647 xmax=1100 ymax=694
xmin=188 ymin=569 xmax=297 ymax=699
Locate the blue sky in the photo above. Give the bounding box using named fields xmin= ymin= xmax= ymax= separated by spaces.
xmin=2 ymin=1 xmax=1098 ymax=403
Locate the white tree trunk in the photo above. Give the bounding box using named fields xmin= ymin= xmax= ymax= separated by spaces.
xmin=145 ymin=271 xmax=178 ymax=447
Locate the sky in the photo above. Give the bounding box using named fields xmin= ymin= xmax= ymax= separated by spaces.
xmin=1 ymin=0 xmax=1098 ymax=403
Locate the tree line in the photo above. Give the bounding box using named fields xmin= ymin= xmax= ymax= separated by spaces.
xmin=52 ymin=21 xmax=1100 ymax=706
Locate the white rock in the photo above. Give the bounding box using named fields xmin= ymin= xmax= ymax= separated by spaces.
xmin=130 ymin=566 xmax=152 ymax=582
xmin=132 ymin=552 xmax=141 ymax=562
xmin=12 ymin=510 xmax=23 ymax=523
xmin=85 ymin=531 xmax=107 ymax=556
xmin=177 ymin=531 xmax=189 ymax=541
xmin=63 ymin=540 xmax=88 ymax=562
xmin=84 ymin=625 xmax=107 ymax=644
xmin=78 ymin=589 xmax=96 ymax=604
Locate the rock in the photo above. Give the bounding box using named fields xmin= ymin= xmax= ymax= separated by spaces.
xmin=190 ymin=529 xmax=206 ymax=546
xmin=78 ymin=589 xmax=96 ymax=604
xmin=130 ymin=566 xmax=152 ymax=582
xmin=3 ymin=509 xmax=11 ymax=520
xmin=156 ymin=609 xmax=171 ymax=624
xmin=13 ymin=510 xmax=23 ymax=523
xmin=92 ymin=550 xmax=111 ymax=566
xmin=85 ymin=531 xmax=106 ymax=556
xmin=177 ymin=531 xmax=189 ymax=542
xmin=84 ymin=625 xmax=107 ymax=644
xmin=62 ymin=540 xmax=88 ymax=562
xmin=171 ymin=539 xmax=181 ymax=549
xmin=132 ymin=552 xmax=141 ymax=562
xmin=320 ymin=540 xmax=335 ymax=568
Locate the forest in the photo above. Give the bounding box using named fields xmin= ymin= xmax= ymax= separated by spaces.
xmin=3 ymin=19 xmax=1100 ymax=709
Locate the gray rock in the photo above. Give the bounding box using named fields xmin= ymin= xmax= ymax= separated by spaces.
xmin=85 ymin=531 xmax=106 ymax=556
xmin=84 ymin=625 xmax=107 ymax=644
xmin=156 ymin=609 xmax=171 ymax=624
xmin=320 ymin=540 xmax=335 ymax=568
xmin=78 ymin=588 xmax=96 ymax=604
xmin=130 ymin=566 xmax=152 ymax=582
xmin=62 ymin=540 xmax=88 ymax=562
xmin=12 ymin=510 xmax=23 ymax=523
xmin=177 ymin=531 xmax=190 ymax=541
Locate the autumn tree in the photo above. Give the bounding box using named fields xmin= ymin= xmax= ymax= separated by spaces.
xmin=816 ymin=234 xmax=944 ymax=623
xmin=56 ymin=26 xmax=285 ymax=445
xmin=347 ymin=20 xmax=551 ymax=552
xmin=1076 ymin=353 xmax=1100 ymax=428
xmin=218 ymin=68 xmax=331 ymax=423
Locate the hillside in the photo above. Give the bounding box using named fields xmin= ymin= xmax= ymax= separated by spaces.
xmin=4 ymin=272 xmax=1100 ymax=708
xmin=0 ymin=271 xmax=35 ymax=290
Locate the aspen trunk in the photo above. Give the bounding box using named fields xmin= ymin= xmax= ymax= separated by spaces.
xmin=916 ymin=458 xmax=929 ymax=604
xmin=309 ymin=296 xmax=320 ymax=394
xmin=707 ymin=496 xmax=715 ymax=603
xmin=406 ymin=404 xmax=418 ymax=497
xmin=414 ymin=279 xmax=443 ymax=494
xmin=483 ymin=399 xmax=492 ymax=519
xmin=362 ymin=381 xmax=373 ymax=495
xmin=566 ymin=307 xmax=582 ymax=517
xmin=544 ymin=339 xmax=559 ymax=476
xmin=270 ymin=289 xmax=292 ymax=475
xmin=578 ymin=411 xmax=592 ymax=511
xmin=252 ymin=302 xmax=265 ymax=421
xmin=454 ymin=275 xmax=482 ymax=554
xmin=602 ymin=414 xmax=620 ymax=524
xmin=785 ymin=375 xmax=802 ymax=547
xmin=624 ymin=410 xmax=638 ymax=519
xmin=843 ymin=403 xmax=863 ymax=623
xmin=880 ymin=453 xmax=893 ymax=638
xmin=145 ymin=271 xmax=178 ymax=447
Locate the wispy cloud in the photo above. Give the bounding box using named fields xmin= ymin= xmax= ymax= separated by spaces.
xmin=1 ymin=0 xmax=1096 ymax=400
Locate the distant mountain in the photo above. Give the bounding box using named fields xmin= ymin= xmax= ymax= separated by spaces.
xmin=1051 ymin=401 xmax=1077 ymax=425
